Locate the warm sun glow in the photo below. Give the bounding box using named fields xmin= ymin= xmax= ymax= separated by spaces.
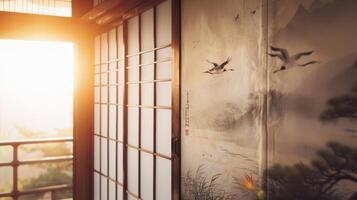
xmin=0 ymin=39 xmax=74 ymax=139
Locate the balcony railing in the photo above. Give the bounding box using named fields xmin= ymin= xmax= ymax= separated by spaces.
xmin=0 ymin=137 xmax=74 ymax=200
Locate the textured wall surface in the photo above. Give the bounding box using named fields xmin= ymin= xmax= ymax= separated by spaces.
xmin=181 ymin=0 xmax=357 ymax=199
xmin=267 ymin=0 xmax=357 ymax=199
xmin=181 ymin=0 xmax=266 ymax=199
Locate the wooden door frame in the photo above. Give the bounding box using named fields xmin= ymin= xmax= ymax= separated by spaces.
xmin=0 ymin=1 xmax=98 ymax=199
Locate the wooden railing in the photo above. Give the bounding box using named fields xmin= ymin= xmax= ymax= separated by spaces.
xmin=0 ymin=137 xmax=74 ymax=200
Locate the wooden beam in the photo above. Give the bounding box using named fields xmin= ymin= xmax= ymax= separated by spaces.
xmin=72 ymin=0 xmax=95 ymax=18
xmin=81 ymin=0 xmax=122 ymax=21
xmin=73 ymin=25 xmax=95 ymax=200
xmin=95 ymin=0 xmax=143 ymax=25
xmin=0 ymin=11 xmax=98 ymax=41
xmin=171 ymin=0 xmax=181 ymax=199
xmin=81 ymin=0 xmax=166 ymax=29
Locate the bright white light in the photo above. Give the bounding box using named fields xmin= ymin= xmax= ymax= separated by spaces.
xmin=0 ymin=39 xmax=74 ymax=139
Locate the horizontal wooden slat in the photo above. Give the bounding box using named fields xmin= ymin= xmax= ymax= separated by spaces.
xmin=126 ymin=44 xmax=171 ymax=58
xmin=94 ymin=133 xmax=124 ymax=144
xmin=0 ymin=137 xmax=73 ymax=146
xmin=127 ymin=144 xmax=171 ymax=160
xmin=126 ymin=79 xmax=171 ymax=84
xmin=94 ymin=169 xmax=124 ymax=187
xmin=126 ymin=58 xmax=171 ymax=69
xmin=0 ymin=184 xmax=72 ymax=198
xmin=20 ymin=155 xmax=73 ymax=165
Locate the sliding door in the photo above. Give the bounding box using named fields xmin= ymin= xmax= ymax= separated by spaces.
xmin=93 ymin=0 xmax=180 ymax=199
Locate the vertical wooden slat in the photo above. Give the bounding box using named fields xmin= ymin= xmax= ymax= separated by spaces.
xmin=98 ymin=35 xmax=102 ymax=200
xmin=13 ymin=144 xmax=18 ymax=200
xmin=73 ymin=24 xmax=94 ymax=200
xmin=106 ymin=32 xmax=110 ymax=200
xmin=138 ymin=13 xmax=142 ymax=200
xmin=171 ymin=0 xmax=181 ymax=199
xmin=115 ymin=26 xmax=119 ymax=200
xmin=152 ymin=5 xmax=157 ymax=200
xmin=123 ymin=20 xmax=129 ymax=200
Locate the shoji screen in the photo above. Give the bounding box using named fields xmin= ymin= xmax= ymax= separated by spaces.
xmin=94 ymin=26 xmax=125 ymax=200
xmin=93 ymin=0 xmax=177 ymax=199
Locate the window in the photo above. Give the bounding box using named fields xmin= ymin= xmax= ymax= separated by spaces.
xmin=0 ymin=0 xmax=72 ymax=17
xmin=0 ymin=39 xmax=74 ymax=199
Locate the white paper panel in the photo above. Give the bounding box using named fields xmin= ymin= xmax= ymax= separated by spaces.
xmin=141 ymin=108 xmax=154 ymax=151
xmin=141 ymin=64 xmax=154 ymax=81
xmin=128 ymin=148 xmax=139 ymax=195
xmin=128 ymin=16 xmax=139 ymax=54
xmin=118 ymin=85 xmax=124 ymax=104
xmin=141 ymin=152 xmax=154 ymax=200
xmin=109 ymin=28 xmax=117 ymax=60
xmin=128 ymin=84 xmax=139 ymax=105
xmin=117 ymin=143 xmax=124 ymax=183
xmin=101 ymin=64 xmax=108 ymax=74
xmin=109 ymin=105 xmax=116 ymax=140
xmin=141 ymin=51 xmax=154 ymax=64
xmin=117 ymin=26 xmax=124 ymax=60
xmin=156 ymin=157 xmax=171 ymax=200
xmin=156 ymin=109 xmax=171 ymax=157
xmin=109 ymin=179 xmax=116 ymax=200
xmin=156 ymin=61 xmax=172 ymax=80
xmin=101 ymin=105 xmax=108 ymax=137
xmin=109 ymin=140 xmax=116 ymax=179
xmin=156 ymin=0 xmax=172 ymax=47
xmin=128 ymin=67 xmax=139 ymax=82
xmin=101 ymin=33 xmax=108 ymax=62
xmin=128 ymin=108 xmax=139 ymax=146
xmin=109 ymin=66 xmax=117 ymax=84
xmin=94 ymin=172 xmax=100 ymax=200
xmin=109 ymin=86 xmax=116 ymax=104
xmin=117 ymin=106 xmax=124 ymax=141
xmin=156 ymin=47 xmax=172 ymax=60
xmin=156 ymin=82 xmax=172 ymax=107
xmin=101 ymin=139 xmax=108 ymax=175
xmin=101 ymin=86 xmax=107 ymax=103
xmin=117 ymin=185 xmax=124 ymax=200
xmin=94 ymin=87 xmax=100 ymax=103
xmin=95 ymin=66 xmax=100 ymax=74
xmin=141 ymin=83 xmax=154 ymax=106
xmin=128 ymin=55 xmax=139 ymax=69
xmin=118 ymin=62 xmax=125 ymax=85
xmin=94 ymin=136 xmax=100 ymax=171
xmin=95 ymin=74 xmax=100 ymax=86
xmin=94 ymin=104 xmax=100 ymax=134
xmin=95 ymin=36 xmax=100 ymax=65
xmin=141 ymin=8 xmax=154 ymax=51
xmin=101 ymin=72 xmax=107 ymax=85
xmin=101 ymin=176 xmax=108 ymax=200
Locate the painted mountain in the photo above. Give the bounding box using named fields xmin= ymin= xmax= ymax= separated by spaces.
xmin=268 ymin=0 xmax=357 ymax=199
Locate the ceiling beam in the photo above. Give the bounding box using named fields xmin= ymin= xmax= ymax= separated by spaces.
xmin=0 ymin=11 xmax=98 ymax=41
xmin=81 ymin=0 xmax=166 ymax=28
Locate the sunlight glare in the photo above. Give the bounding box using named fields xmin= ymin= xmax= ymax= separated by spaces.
xmin=0 ymin=39 xmax=74 ymax=139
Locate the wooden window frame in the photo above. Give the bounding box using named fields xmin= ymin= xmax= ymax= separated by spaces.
xmin=0 ymin=1 xmax=97 ymax=199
